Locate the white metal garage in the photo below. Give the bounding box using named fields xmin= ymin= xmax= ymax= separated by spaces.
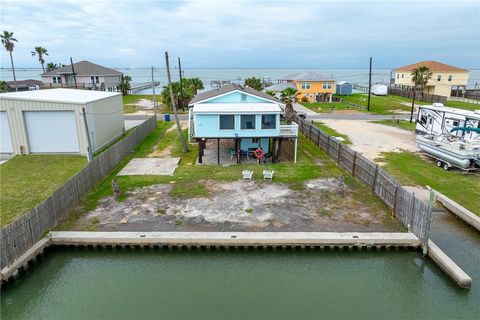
xmin=0 ymin=89 xmax=124 ymax=157
xmin=1 ymin=111 xmax=13 ymax=153
xmin=24 ymin=111 xmax=79 ymax=153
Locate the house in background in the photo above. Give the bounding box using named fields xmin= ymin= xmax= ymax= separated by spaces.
xmin=6 ymin=79 xmax=42 ymax=92
xmin=392 ymin=61 xmax=469 ymax=97
xmin=0 ymin=89 xmax=124 ymax=157
xmin=278 ymin=72 xmax=336 ymax=102
xmin=188 ymin=84 xmax=298 ymax=164
xmin=335 ymin=81 xmax=352 ymax=96
xmin=263 ymin=82 xmax=297 ymax=99
xmin=41 ymin=61 xmax=123 ymax=92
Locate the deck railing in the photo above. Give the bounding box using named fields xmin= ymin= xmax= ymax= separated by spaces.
xmin=279 ymin=122 xmax=299 ymax=137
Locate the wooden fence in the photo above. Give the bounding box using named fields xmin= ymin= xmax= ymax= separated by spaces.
xmin=0 ymin=117 xmax=157 ymax=269
xmin=297 ymin=119 xmax=432 ymax=245
xmin=388 ymin=87 xmax=447 ymax=104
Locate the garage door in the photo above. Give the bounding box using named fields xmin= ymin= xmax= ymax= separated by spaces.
xmin=1 ymin=112 xmax=13 ymax=153
xmin=24 ymin=111 xmax=79 ymax=153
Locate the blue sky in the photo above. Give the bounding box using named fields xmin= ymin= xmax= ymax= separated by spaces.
xmin=1 ymin=0 xmax=479 ymax=68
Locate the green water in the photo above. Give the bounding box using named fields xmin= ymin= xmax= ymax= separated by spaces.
xmin=2 ymin=210 xmax=479 ymax=319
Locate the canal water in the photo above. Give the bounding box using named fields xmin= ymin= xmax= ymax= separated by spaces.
xmin=1 ymin=213 xmax=479 ymax=320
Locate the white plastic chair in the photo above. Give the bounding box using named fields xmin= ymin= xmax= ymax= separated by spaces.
xmin=242 ymin=170 xmax=253 ymax=181
xmin=263 ymin=170 xmax=274 ymax=181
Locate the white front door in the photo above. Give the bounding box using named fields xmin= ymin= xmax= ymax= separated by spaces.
xmin=0 ymin=112 xmax=13 ymax=153
xmin=24 ymin=111 xmax=80 ymax=153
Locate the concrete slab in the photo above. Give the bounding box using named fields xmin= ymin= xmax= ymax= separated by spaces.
xmin=0 ymin=153 xmax=14 ymax=165
xmin=118 ymin=157 xmax=180 ymax=176
xmin=428 ymin=240 xmax=472 ymax=288
xmin=50 ymin=231 xmax=420 ymax=247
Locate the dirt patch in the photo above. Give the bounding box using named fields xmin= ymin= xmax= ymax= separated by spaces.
xmin=79 ymin=178 xmax=401 ymax=232
xmin=319 ymin=120 xmax=418 ymax=160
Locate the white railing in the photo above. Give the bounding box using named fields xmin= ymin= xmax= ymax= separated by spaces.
xmin=279 ymin=122 xmax=299 ymax=137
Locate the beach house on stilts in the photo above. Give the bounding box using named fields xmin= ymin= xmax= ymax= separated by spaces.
xmin=188 ymin=84 xmax=298 ymax=165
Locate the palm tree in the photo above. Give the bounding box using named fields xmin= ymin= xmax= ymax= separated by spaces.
xmin=188 ymin=77 xmax=204 ymax=95
xmin=265 ymin=90 xmax=276 ymax=97
xmin=409 ymin=66 xmax=433 ymax=122
xmin=118 ymin=75 xmax=132 ymax=95
xmin=0 ymin=80 xmax=9 ymax=93
xmin=31 ymin=47 xmax=49 ymax=73
xmin=1 ymin=30 xmax=18 ymax=82
xmin=46 ymin=62 xmax=57 ymax=72
xmin=280 ymin=87 xmax=299 ymax=124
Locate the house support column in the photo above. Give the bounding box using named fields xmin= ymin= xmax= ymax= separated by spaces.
xmin=235 ymin=138 xmax=240 ymax=164
xmin=217 ymin=139 xmax=220 ymax=165
xmin=294 ymin=138 xmax=298 ymax=163
xmin=329 ymin=93 xmax=332 ymax=102
xmin=198 ymin=139 xmax=205 ymax=164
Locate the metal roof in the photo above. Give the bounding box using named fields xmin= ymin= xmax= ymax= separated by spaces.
xmin=192 ymin=103 xmax=282 ymax=114
xmin=41 ymin=61 xmax=123 ymax=76
xmin=0 ymin=88 xmax=122 ymax=104
xmin=279 ymin=72 xmax=333 ymax=81
xmin=264 ymin=83 xmax=297 ymax=92
xmin=337 ymin=81 xmax=351 ymax=85
xmin=189 ymin=83 xmax=282 ymax=105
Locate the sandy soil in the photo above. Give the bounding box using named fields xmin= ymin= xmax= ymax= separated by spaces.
xmin=148 ymin=121 xmax=188 ymax=157
xmin=318 ymin=120 xmax=418 ymax=160
xmin=78 ymin=179 xmax=401 ymax=232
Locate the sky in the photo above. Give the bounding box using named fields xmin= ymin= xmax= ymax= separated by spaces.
xmin=0 ymin=0 xmax=479 ymax=69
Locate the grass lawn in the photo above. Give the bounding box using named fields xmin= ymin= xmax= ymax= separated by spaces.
xmin=372 ymin=119 xmax=417 ymax=132
xmin=313 ymin=122 xmax=352 ymax=144
xmin=379 ymin=152 xmax=480 ymax=216
xmin=445 ymin=100 xmax=480 ymax=111
xmin=336 ymin=93 xmax=429 ymax=115
xmin=300 ymin=102 xmax=364 ymax=113
xmin=57 ymin=121 xmax=393 ymax=230
xmin=0 ymin=155 xmax=88 ymax=227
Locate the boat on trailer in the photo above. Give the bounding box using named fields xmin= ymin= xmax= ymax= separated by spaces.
xmin=416 ymin=130 xmax=480 ymax=171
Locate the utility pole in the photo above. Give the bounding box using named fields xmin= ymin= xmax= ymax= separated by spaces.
xmin=367 ymin=57 xmax=372 ymax=112
xmin=165 ymin=51 xmax=189 ymax=153
xmin=82 ymin=107 xmax=93 ymax=162
xmin=151 ymin=66 xmax=157 ymax=117
xmin=178 ymin=57 xmax=184 ymax=111
xmin=70 ymin=57 xmax=78 ymax=89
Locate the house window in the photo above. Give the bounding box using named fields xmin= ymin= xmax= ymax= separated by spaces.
xmin=91 ymin=76 xmax=100 ymax=84
xmin=305 ymin=93 xmax=310 ymax=98
xmin=437 ymin=75 xmax=442 ymax=81
xmin=261 ymin=114 xmax=276 ymax=129
xmin=241 ymin=115 xmax=256 ymax=129
xmin=322 ymin=82 xmax=332 ymax=90
xmin=241 ymin=93 xmax=247 ymax=102
xmin=252 ymin=138 xmax=259 ymax=144
xmin=301 ymin=82 xmax=310 ymax=90
xmin=448 ymin=75 xmax=452 ymax=81
xmin=219 ymin=115 xmax=235 ymax=130
xmin=396 ymin=74 xmax=399 ymax=79
xmin=53 ymin=76 xmax=62 ymax=84
xmin=401 ymin=74 xmax=404 ymax=78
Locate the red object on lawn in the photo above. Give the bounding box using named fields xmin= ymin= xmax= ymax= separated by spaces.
xmin=254 ymin=148 xmax=265 ymax=159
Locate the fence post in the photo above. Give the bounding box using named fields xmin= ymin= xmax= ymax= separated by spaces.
xmin=316 ymin=130 xmax=321 ymax=146
xmin=337 ymin=143 xmax=342 ymax=164
xmin=392 ymin=184 xmax=399 ymax=218
xmin=309 ymin=124 xmax=313 ymax=140
xmin=371 ymin=164 xmax=379 ymax=192
xmin=352 ymin=151 xmax=357 ymax=177
xmin=409 ymin=193 xmax=416 ymax=232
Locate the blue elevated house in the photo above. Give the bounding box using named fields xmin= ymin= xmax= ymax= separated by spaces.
xmin=188 ymin=84 xmax=298 ymax=165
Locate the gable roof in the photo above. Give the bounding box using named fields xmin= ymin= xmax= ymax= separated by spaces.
xmin=279 ymin=72 xmax=333 ymax=81
xmin=189 ymin=83 xmax=282 ymax=105
xmin=264 ymin=83 xmax=297 ymax=92
xmin=41 ymin=60 xmax=123 ymax=76
xmin=394 ymin=61 xmax=468 ymax=73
